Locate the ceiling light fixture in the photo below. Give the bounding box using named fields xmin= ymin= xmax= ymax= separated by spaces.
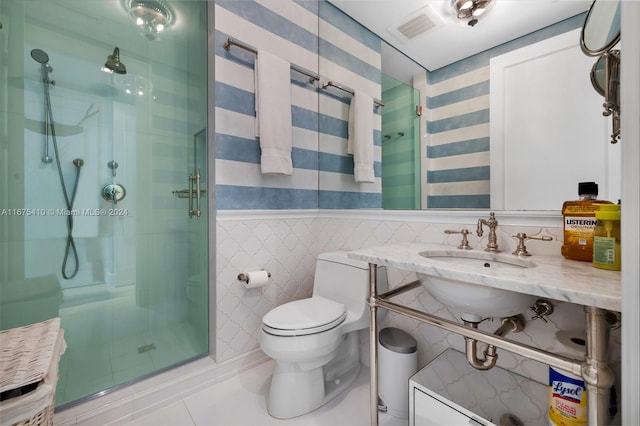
xmin=451 ymin=0 xmax=495 ymax=27
xmin=126 ymin=0 xmax=173 ymax=40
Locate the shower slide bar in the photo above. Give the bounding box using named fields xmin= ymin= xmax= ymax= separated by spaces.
xmin=223 ymin=38 xmax=320 ymax=84
xmin=322 ymin=81 xmax=384 ymax=109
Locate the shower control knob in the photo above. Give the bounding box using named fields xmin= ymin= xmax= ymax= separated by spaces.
xmin=102 ymin=183 xmax=126 ymax=204
xmin=108 ymin=160 xmax=118 ymax=177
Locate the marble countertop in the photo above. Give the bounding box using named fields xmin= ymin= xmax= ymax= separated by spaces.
xmin=348 ymin=242 xmax=621 ymax=312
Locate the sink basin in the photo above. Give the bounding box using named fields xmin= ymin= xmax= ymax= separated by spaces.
xmin=417 ymin=250 xmax=537 ymax=320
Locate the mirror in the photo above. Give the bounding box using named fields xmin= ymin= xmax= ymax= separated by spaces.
xmin=489 ymin=29 xmax=619 ymax=210
xmin=318 ymin=1 xmax=621 ymax=210
xmin=580 ymin=0 xmax=621 ymax=56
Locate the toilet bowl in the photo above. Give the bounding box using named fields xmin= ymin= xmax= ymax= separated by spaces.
xmin=259 ymin=251 xmax=388 ymax=419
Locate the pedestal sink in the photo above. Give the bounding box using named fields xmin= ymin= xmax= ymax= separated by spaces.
xmin=417 ymin=250 xmax=537 ymax=320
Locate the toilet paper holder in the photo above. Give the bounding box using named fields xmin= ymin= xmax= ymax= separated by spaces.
xmin=237 ymin=271 xmax=271 ymax=283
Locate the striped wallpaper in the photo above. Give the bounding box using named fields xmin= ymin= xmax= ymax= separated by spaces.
xmin=215 ymin=0 xmax=382 ymax=210
xmin=317 ymin=2 xmax=383 ymax=209
xmin=215 ymin=0 xmax=383 ymax=210
xmin=214 ymin=0 xmax=321 ymax=210
xmin=214 ymin=1 xmax=586 ymax=210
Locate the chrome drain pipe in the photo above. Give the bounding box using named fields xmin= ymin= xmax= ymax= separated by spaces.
xmin=375 ymin=298 xmax=582 ymax=375
xmin=463 ymin=315 xmax=525 ymax=370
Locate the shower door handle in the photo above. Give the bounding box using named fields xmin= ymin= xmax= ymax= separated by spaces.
xmin=188 ymin=170 xmax=201 ymax=219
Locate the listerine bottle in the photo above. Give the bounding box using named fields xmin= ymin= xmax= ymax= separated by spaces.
xmin=561 ymin=182 xmax=612 ymax=262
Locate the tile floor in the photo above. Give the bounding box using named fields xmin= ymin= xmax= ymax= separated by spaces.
xmin=56 ymin=284 xmax=207 ymax=406
xmin=120 ymin=360 xmax=404 ymax=426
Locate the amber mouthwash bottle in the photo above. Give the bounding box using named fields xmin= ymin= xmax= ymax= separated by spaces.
xmin=561 ymin=182 xmax=612 ymax=262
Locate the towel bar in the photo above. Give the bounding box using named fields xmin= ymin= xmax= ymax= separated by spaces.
xmin=224 ymin=38 xmax=319 ymax=84
xmin=322 ymin=81 xmax=384 ymax=108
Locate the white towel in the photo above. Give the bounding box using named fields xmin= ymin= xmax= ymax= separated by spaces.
xmin=347 ymin=91 xmax=375 ymax=183
xmin=254 ymin=49 xmax=293 ymax=175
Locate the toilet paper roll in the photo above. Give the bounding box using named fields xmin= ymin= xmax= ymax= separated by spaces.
xmin=244 ymin=270 xmax=269 ymax=289
xmin=554 ymin=330 xmax=587 ymax=358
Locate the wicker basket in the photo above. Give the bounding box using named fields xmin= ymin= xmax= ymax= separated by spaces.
xmin=7 ymin=402 xmax=54 ymax=426
xmin=0 ymin=318 xmax=66 ymax=426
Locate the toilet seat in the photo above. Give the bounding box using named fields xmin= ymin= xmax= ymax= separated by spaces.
xmin=262 ymin=296 xmax=347 ymax=337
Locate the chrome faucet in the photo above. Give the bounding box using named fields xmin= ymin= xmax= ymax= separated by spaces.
xmin=476 ymin=212 xmax=500 ymax=252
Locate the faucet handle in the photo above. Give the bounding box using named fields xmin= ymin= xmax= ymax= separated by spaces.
xmin=512 ymin=233 xmax=553 ymax=256
xmin=444 ymin=229 xmax=472 ymax=250
xmin=530 ymin=298 xmax=554 ymax=322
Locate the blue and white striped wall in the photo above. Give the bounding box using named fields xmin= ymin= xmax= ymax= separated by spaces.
xmin=215 ymin=0 xmax=384 ymax=210
xmin=215 ymin=1 xmax=585 ymax=211
xmin=214 ymin=0 xmax=321 ymax=210
xmin=424 ymin=14 xmax=585 ymax=209
xmin=317 ymin=2 xmax=383 ymax=209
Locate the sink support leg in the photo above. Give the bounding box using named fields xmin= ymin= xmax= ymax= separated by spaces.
xmin=583 ymin=306 xmax=615 ymax=426
xmin=368 ymin=263 xmax=379 ymax=426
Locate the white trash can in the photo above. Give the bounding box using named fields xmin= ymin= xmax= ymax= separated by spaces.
xmin=378 ymin=327 xmax=418 ymax=419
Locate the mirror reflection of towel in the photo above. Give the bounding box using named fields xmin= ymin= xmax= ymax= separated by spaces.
xmin=348 ymin=91 xmax=374 ymax=183
xmin=254 ymin=50 xmax=293 ymax=175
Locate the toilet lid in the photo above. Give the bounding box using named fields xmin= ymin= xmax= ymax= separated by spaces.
xmin=262 ymin=297 xmax=347 ymax=337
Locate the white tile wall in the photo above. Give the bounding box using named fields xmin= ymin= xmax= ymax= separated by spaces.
xmin=215 ymin=210 xmax=621 ymax=392
xmin=56 ymin=210 xmax=621 ymax=423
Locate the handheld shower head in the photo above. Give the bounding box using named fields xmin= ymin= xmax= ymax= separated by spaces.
xmin=73 ymin=158 xmax=84 ymax=168
xmin=102 ymin=47 xmax=127 ymax=75
xmin=30 ymin=48 xmax=49 ymax=64
xmin=31 ymin=48 xmax=54 ymax=84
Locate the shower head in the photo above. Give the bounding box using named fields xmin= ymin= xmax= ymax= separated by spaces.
xmin=102 ymin=47 xmax=127 ymax=75
xmin=73 ymin=158 xmax=84 ymax=168
xmin=31 ymin=48 xmax=49 ymax=64
xmin=31 ymin=49 xmax=56 ymax=85
xmin=31 ymin=48 xmax=54 ymax=81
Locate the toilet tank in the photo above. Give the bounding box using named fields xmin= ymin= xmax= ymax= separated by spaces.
xmin=313 ymin=252 xmax=388 ymax=319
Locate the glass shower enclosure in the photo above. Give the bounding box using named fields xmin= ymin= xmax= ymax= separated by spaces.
xmin=381 ymin=74 xmax=421 ymax=209
xmin=0 ymin=0 xmax=209 ymax=407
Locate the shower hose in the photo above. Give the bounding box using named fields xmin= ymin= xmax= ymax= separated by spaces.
xmin=42 ymin=77 xmax=82 ymax=280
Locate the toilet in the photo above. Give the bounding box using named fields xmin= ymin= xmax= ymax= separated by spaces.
xmin=259 ymin=251 xmax=388 ymax=419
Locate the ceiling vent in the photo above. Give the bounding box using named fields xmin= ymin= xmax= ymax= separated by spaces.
xmin=390 ymin=5 xmax=444 ymax=43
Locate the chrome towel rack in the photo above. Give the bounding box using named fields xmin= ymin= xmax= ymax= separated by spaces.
xmin=224 ymin=38 xmax=384 ymax=109
xmin=224 ymin=38 xmax=319 ymax=84
xmin=322 ymin=81 xmax=384 ymax=109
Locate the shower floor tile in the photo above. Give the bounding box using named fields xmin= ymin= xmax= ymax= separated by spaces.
xmin=55 ymin=285 xmax=206 ymax=407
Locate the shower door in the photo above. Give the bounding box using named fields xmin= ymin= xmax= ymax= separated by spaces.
xmin=0 ymin=0 xmax=209 ymax=407
xmin=381 ymin=74 xmax=421 ymax=209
